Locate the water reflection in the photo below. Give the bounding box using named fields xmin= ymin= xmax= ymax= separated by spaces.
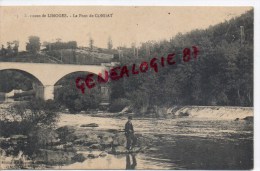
xmin=126 ymin=154 xmax=137 ymax=170
xmin=1 ymin=114 xmax=253 ymax=169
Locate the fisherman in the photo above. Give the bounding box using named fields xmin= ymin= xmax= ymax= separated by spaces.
xmin=125 ymin=116 xmax=134 ymax=150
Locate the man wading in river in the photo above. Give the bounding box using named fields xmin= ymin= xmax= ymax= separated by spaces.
xmin=125 ymin=116 xmax=135 ymax=150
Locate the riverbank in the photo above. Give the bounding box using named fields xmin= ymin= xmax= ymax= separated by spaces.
xmin=0 ymin=103 xmax=254 ymax=169
xmin=53 ymin=113 xmax=254 ymax=169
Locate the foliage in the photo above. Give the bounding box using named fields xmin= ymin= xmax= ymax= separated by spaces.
xmin=0 ymin=40 xmax=19 ymax=57
xmin=54 ymin=73 xmax=102 ymax=113
xmin=126 ymin=90 xmax=149 ymax=114
xmin=0 ymin=99 xmax=59 ymax=137
xmin=109 ymin=98 xmax=129 ymax=112
xmin=0 ymin=70 xmax=35 ymax=93
xmin=110 ymin=10 xmax=253 ymax=113
xmin=26 ymin=36 xmax=41 ymax=54
xmin=0 ymin=99 xmax=60 ymax=155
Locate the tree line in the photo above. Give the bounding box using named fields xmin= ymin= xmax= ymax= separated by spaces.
xmin=109 ymin=10 xmax=253 ymax=112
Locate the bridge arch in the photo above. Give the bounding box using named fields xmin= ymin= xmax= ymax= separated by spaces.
xmin=0 ymin=68 xmax=44 ymax=86
xmin=54 ymin=70 xmax=99 ymax=86
xmin=53 ymin=71 xmax=110 ymax=103
xmin=53 ymin=71 xmax=100 ymax=98
xmin=0 ymin=69 xmax=44 ymax=99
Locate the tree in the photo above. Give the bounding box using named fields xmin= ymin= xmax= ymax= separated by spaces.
xmin=54 ymin=72 xmax=102 ymax=113
xmin=56 ymin=38 xmax=62 ymax=42
xmin=26 ymin=36 xmax=41 ymax=54
xmin=0 ymin=45 xmax=6 ymax=56
xmin=6 ymin=42 xmax=13 ymax=55
xmin=107 ymin=36 xmax=113 ymax=50
xmin=55 ymin=83 xmax=102 ymax=113
xmin=13 ymin=40 xmax=19 ymax=55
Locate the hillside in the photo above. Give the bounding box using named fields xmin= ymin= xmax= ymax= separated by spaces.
xmin=110 ymin=9 xmax=253 ymax=112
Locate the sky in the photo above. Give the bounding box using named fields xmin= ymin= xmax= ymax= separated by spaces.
xmin=0 ymin=6 xmax=253 ymax=51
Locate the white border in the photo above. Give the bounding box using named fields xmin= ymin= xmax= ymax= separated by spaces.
xmin=0 ymin=0 xmax=259 ymax=171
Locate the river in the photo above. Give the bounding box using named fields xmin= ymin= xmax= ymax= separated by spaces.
xmin=54 ymin=113 xmax=253 ymax=170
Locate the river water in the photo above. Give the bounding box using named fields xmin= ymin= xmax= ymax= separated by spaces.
xmin=56 ymin=114 xmax=253 ymax=170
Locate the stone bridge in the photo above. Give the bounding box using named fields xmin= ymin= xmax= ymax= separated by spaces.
xmin=0 ymin=62 xmax=108 ymax=100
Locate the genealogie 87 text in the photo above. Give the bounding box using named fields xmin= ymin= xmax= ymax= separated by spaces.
xmin=76 ymin=46 xmax=199 ymax=94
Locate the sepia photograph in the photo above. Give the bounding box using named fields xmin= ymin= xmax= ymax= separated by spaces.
xmin=0 ymin=6 xmax=254 ymax=170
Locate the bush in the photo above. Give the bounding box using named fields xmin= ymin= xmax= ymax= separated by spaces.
xmin=0 ymin=99 xmax=60 ymax=155
xmin=55 ymin=83 xmax=101 ymax=113
xmin=126 ymin=90 xmax=149 ymax=114
xmin=0 ymin=120 xmax=23 ymax=137
xmin=0 ymin=99 xmax=59 ymax=136
xmin=109 ymin=98 xmax=129 ymax=112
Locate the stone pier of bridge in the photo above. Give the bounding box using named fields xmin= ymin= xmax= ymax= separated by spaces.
xmin=33 ymin=83 xmax=55 ymax=100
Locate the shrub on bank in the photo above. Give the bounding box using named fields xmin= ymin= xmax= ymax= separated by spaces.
xmin=109 ymin=98 xmax=129 ymax=112
xmin=0 ymin=99 xmax=61 ymax=157
xmin=55 ymin=83 xmax=102 ymax=113
xmin=0 ymin=99 xmax=59 ymax=137
xmin=126 ymin=90 xmax=149 ymax=114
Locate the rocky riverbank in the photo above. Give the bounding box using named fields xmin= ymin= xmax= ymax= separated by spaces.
xmin=0 ymin=103 xmax=254 ymax=169
xmin=0 ymin=121 xmax=151 ymax=169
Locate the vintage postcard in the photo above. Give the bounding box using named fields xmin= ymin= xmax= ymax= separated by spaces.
xmin=0 ymin=6 xmax=253 ymax=170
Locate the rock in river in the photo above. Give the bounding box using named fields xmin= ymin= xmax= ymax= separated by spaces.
xmin=243 ymin=116 xmax=253 ymax=122
xmin=89 ymin=143 xmax=102 ymax=150
xmin=80 ymin=123 xmax=99 ymax=127
xmin=99 ymin=151 xmax=108 ymax=157
xmin=71 ymin=153 xmax=86 ymax=162
xmin=88 ymin=153 xmax=99 ymax=158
